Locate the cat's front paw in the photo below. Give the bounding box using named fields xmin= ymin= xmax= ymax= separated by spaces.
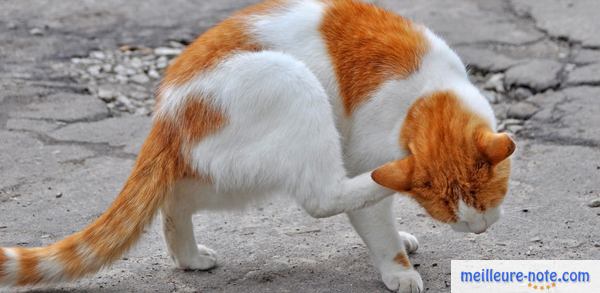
xmin=398 ymin=231 xmax=419 ymax=254
xmin=382 ymin=269 xmax=423 ymax=293
xmin=176 ymin=245 xmax=218 ymax=271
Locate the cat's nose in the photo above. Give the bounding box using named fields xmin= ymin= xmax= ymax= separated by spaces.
xmin=467 ymin=221 xmax=487 ymax=234
xmin=471 ymin=227 xmax=487 ymax=234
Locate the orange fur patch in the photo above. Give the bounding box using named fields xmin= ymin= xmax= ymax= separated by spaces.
xmin=0 ymin=248 xmax=6 ymax=280
xmin=161 ymin=0 xmax=285 ymax=86
xmin=400 ymin=91 xmax=511 ymax=221
xmin=393 ymin=252 xmax=411 ymax=268
xmin=181 ymin=97 xmax=226 ymax=145
xmin=320 ymin=0 xmax=428 ymax=115
xmin=15 ymin=247 xmax=43 ymax=286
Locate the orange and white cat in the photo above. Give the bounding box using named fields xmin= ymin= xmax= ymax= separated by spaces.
xmin=0 ymin=0 xmax=515 ymax=292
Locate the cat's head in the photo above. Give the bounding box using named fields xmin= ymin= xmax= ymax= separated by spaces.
xmin=372 ymin=91 xmax=515 ymax=234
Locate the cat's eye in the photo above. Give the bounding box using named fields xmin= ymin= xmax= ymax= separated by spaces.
xmin=475 ymin=159 xmax=489 ymax=170
xmin=421 ymin=181 xmax=433 ymax=188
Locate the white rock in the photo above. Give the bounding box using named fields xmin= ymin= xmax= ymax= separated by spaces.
xmin=87 ymin=65 xmax=102 ymax=77
xmin=97 ymin=87 xmax=117 ymax=102
xmin=484 ymin=73 xmax=505 ymax=93
xmin=148 ymin=69 xmax=160 ymax=79
xmin=29 ymin=27 xmax=44 ymax=36
xmin=90 ymin=51 xmax=106 ymax=59
xmin=129 ymin=57 xmax=143 ymax=68
xmin=131 ymin=73 xmax=150 ymax=84
xmin=154 ymin=47 xmax=182 ymax=56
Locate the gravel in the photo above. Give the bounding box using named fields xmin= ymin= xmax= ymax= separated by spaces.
xmin=68 ymin=42 xmax=185 ymax=116
xmin=67 ymin=40 xmax=543 ymax=134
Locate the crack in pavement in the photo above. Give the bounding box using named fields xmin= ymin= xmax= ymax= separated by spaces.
xmin=10 ymin=128 xmax=138 ymax=160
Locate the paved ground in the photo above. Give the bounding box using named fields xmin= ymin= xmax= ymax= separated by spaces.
xmin=1 ymin=0 xmax=599 ymax=292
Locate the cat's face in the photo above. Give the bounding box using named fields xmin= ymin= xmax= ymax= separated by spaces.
xmin=408 ymin=155 xmax=511 ymax=234
xmin=371 ymin=91 xmax=515 ymax=234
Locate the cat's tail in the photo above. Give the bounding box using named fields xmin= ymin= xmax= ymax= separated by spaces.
xmin=0 ymin=120 xmax=184 ymax=286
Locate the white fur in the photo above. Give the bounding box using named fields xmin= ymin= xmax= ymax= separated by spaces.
xmin=451 ymin=200 xmax=502 ymax=234
xmin=37 ymin=256 xmax=67 ymax=283
xmin=181 ymin=51 xmax=392 ymax=218
xmin=1 ymin=248 xmax=19 ymax=286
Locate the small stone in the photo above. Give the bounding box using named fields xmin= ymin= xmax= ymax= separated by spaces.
xmin=148 ymin=69 xmax=160 ymax=79
xmin=7 ymin=22 xmax=18 ymax=29
xmin=29 ymin=27 xmax=44 ymax=36
xmin=87 ymin=65 xmax=102 ymax=77
xmin=482 ymin=90 xmax=499 ymax=104
xmin=587 ymin=199 xmax=600 ymax=208
xmin=522 ymin=209 xmax=529 ymax=213
xmin=530 ymin=237 xmax=542 ymax=243
xmin=169 ymin=41 xmax=186 ymax=48
xmin=114 ymin=64 xmax=127 ymax=75
xmin=129 ymin=57 xmax=143 ymax=69
xmin=156 ymin=56 xmax=169 ymax=69
xmin=503 ymin=119 xmax=524 ymax=126
xmin=511 ymin=87 xmax=532 ymax=101
xmin=131 ymin=73 xmax=150 ymax=84
xmin=116 ymin=95 xmax=134 ymax=110
xmin=101 ymin=64 xmax=113 ymax=73
xmin=128 ymin=91 xmax=146 ymax=100
xmin=55 ymin=192 xmax=63 ymax=198
xmin=484 ymin=73 xmax=505 ymax=93
xmin=154 ymin=47 xmax=182 ymax=56
xmin=115 ymin=74 xmax=128 ymax=84
xmin=90 ymin=51 xmax=106 ymax=59
xmin=507 ymin=102 xmax=539 ymax=120
xmin=507 ymin=124 xmax=524 ymax=133
xmin=97 ymin=87 xmax=117 ymax=102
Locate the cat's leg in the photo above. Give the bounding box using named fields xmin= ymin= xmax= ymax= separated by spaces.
xmin=161 ymin=182 xmax=217 ymax=270
xmin=347 ymin=197 xmax=423 ymax=293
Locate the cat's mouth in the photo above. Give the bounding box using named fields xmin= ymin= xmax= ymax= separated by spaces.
xmin=450 ymin=220 xmax=488 ymax=234
xmin=450 ymin=202 xmax=503 ymax=234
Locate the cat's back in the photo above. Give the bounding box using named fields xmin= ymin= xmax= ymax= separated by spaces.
xmin=161 ymin=0 xmax=431 ymax=113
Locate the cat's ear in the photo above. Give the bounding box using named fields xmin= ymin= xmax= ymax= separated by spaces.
xmin=371 ymin=156 xmax=415 ymax=192
xmin=477 ymin=131 xmax=516 ymax=165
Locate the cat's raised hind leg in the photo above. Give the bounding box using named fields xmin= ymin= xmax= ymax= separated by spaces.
xmin=161 ymin=185 xmax=217 ymax=271
xmin=348 ymin=197 xmax=423 ymax=293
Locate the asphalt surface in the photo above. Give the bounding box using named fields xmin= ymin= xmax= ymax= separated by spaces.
xmin=1 ymin=0 xmax=599 ymax=292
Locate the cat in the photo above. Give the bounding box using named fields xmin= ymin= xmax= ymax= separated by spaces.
xmin=0 ymin=0 xmax=515 ymax=292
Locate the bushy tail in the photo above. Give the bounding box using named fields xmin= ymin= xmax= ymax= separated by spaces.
xmin=0 ymin=121 xmax=183 ymax=286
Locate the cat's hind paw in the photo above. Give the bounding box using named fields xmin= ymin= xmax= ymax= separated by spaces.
xmin=398 ymin=231 xmax=419 ymax=254
xmin=177 ymin=245 xmax=218 ymax=271
xmin=382 ymin=269 xmax=423 ymax=293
